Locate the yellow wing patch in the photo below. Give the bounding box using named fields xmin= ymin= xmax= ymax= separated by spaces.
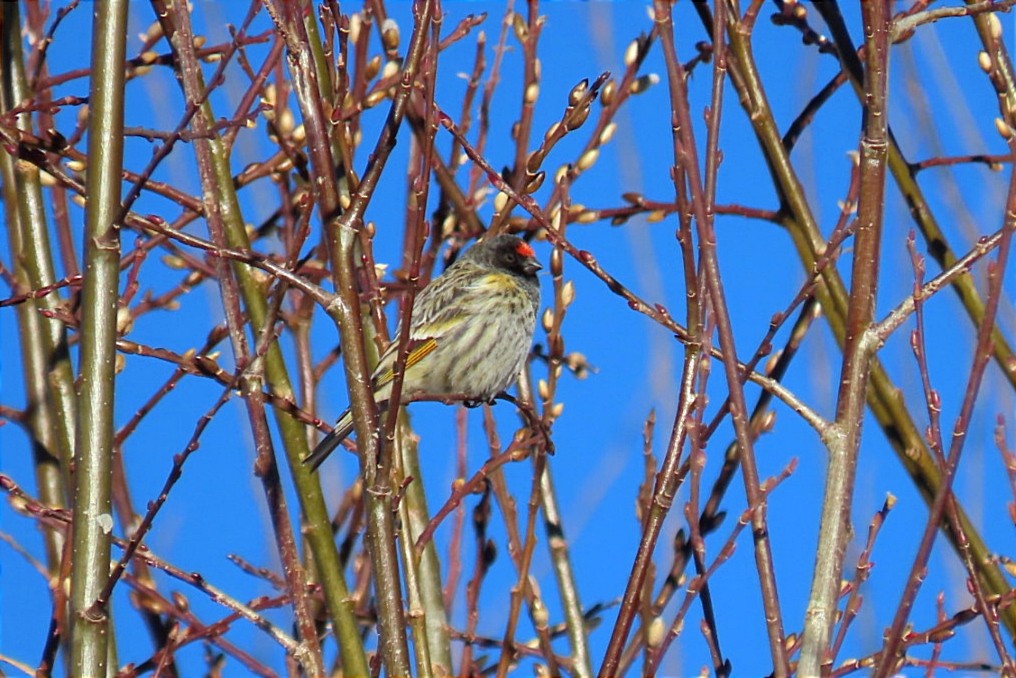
xmin=405 ymin=337 xmax=438 ymax=370
xmin=374 ymin=337 xmax=439 ymax=389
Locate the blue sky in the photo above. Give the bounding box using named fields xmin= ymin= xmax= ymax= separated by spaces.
xmin=3 ymin=1 xmax=1016 ymax=675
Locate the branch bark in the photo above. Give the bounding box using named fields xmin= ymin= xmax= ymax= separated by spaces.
xmin=70 ymin=0 xmax=129 ymax=672
xmin=799 ymin=1 xmax=891 ymax=673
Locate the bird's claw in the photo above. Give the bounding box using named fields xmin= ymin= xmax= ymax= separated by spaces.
xmin=463 ymin=397 xmax=497 ymax=408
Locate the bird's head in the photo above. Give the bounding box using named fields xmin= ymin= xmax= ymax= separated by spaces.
xmin=473 ymin=234 xmax=542 ymax=279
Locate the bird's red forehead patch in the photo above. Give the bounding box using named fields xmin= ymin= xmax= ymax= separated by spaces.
xmin=515 ymin=241 xmax=535 ymax=258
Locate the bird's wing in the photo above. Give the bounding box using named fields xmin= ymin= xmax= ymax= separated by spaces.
xmin=371 ymin=335 xmax=440 ymax=391
xmin=407 ymin=283 xmax=472 ymax=331
xmin=370 ymin=263 xmax=480 ymax=390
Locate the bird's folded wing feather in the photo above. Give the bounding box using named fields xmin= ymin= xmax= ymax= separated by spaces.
xmin=371 ymin=281 xmax=477 ymax=390
xmin=371 ymin=336 xmax=439 ymax=390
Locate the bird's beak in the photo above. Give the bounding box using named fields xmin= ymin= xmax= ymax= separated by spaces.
xmin=524 ymin=259 xmax=542 ymax=275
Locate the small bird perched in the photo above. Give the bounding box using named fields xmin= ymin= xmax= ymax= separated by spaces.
xmin=305 ymin=234 xmax=542 ymax=470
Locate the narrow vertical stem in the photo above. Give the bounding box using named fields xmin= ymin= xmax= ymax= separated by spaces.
xmin=598 ymin=129 xmax=704 ymax=673
xmin=386 ymin=17 xmax=453 ymax=674
xmin=523 ymin=161 xmax=592 ymax=678
xmin=539 ymin=462 xmax=592 ymax=678
xmin=799 ymin=1 xmax=891 ymax=674
xmin=246 ymin=314 xmax=326 ymax=675
xmin=69 ymin=0 xmax=129 ymax=673
xmin=659 ymin=0 xmax=788 ymax=673
xmin=0 ymin=0 xmax=78 ymax=491
xmin=0 ymin=97 xmax=66 ymax=575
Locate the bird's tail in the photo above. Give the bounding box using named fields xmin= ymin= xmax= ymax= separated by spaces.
xmin=304 ymin=409 xmax=354 ymax=471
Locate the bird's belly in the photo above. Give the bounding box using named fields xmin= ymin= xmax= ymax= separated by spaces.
xmin=413 ymin=317 xmax=531 ymax=401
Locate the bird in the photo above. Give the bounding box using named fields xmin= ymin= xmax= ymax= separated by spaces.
xmin=305 ymin=234 xmax=542 ymax=470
